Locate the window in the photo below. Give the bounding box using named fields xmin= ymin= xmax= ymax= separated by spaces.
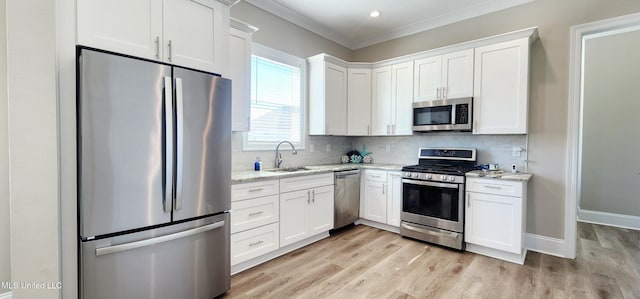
xmin=243 ymin=43 xmax=306 ymax=150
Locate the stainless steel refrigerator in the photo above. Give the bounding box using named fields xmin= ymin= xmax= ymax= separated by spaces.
xmin=77 ymin=47 xmax=231 ymax=299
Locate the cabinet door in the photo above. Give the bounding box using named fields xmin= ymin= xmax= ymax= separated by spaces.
xmin=442 ymin=49 xmax=474 ymax=99
xmin=77 ymin=0 xmax=162 ymax=60
xmin=364 ymin=179 xmax=387 ymax=223
xmin=464 ymin=192 xmax=523 ymax=254
xmin=473 ymin=38 xmax=529 ymax=134
xmin=325 ymin=62 xmax=348 ymax=135
xmin=391 ymin=61 xmax=414 ymax=135
xmin=386 ymin=172 xmax=403 ymax=227
xmin=308 ymin=185 xmax=334 ymax=235
xmin=229 ymin=28 xmax=252 ymax=132
xmin=413 ymin=56 xmax=441 ymax=102
xmin=347 ymin=68 xmax=372 ymax=136
xmin=280 ymin=190 xmax=309 ymax=247
xmin=371 ymin=66 xmax=392 ymax=135
xmin=163 ymin=0 xmax=230 ymax=73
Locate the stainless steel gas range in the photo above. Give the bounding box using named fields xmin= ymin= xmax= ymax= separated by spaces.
xmin=400 ymin=148 xmax=477 ymax=250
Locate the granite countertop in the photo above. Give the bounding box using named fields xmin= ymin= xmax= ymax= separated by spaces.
xmin=465 ymin=170 xmax=533 ymax=181
xmin=232 ymin=163 xmax=404 ymax=183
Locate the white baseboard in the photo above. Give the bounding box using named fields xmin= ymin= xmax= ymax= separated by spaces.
xmin=525 ymin=233 xmax=566 ymax=258
xmin=466 ymin=243 xmax=527 ymax=265
xmin=578 ymin=208 xmax=640 ymax=230
xmin=0 ymin=291 xmax=12 ymax=299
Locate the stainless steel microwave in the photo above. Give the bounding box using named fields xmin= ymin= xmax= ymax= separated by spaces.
xmin=412 ymin=97 xmax=472 ymax=132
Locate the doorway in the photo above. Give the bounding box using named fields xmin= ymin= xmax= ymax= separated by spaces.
xmin=566 ymin=12 xmax=640 ymax=259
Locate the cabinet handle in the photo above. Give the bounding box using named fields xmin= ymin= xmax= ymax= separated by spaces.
xmin=248 ymin=211 xmax=264 ymax=217
xmin=437 ymin=87 xmax=441 ymax=99
xmin=484 ymin=185 xmax=502 ymax=189
xmin=154 ymin=36 xmax=160 ymax=59
xmin=392 ymin=124 xmax=396 ymax=134
xmin=307 ymin=190 xmax=311 ymax=203
xmin=167 ymin=40 xmax=173 ymax=61
xmin=248 ymin=240 xmax=264 ymax=247
xmin=367 ymin=125 xmax=370 ymax=135
xmin=311 ymin=189 xmax=315 ymax=203
xmin=248 ymin=188 xmax=264 ymax=193
xmin=466 ymin=193 xmax=470 ymax=208
xmin=382 ymin=183 xmax=386 ymax=195
xmin=443 ymin=86 xmax=447 ymax=99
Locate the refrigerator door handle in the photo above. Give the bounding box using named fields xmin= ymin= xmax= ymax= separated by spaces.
xmin=95 ymin=220 xmax=226 ymax=257
xmin=175 ymin=77 xmax=184 ymax=211
xmin=163 ymin=77 xmax=174 ymax=213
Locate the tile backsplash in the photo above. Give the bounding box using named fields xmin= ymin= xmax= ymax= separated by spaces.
xmin=350 ymin=133 xmax=528 ymax=172
xmin=232 ymin=132 xmax=528 ymax=172
xmin=231 ymin=133 xmax=351 ymax=171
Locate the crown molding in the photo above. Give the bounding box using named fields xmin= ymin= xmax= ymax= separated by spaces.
xmin=246 ymin=0 xmax=535 ymax=50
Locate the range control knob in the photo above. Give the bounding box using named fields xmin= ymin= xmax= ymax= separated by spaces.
xmin=426 ymin=174 xmax=433 ymax=180
xmin=448 ymin=176 xmax=455 ymax=182
xmin=412 ymin=173 xmax=419 ymax=178
xmin=404 ymin=172 xmax=411 ymax=177
xmin=440 ymin=175 xmax=447 ymax=181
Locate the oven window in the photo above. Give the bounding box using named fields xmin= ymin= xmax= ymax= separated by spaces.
xmin=403 ymin=183 xmax=459 ymax=222
xmin=414 ymin=106 xmax=452 ymax=126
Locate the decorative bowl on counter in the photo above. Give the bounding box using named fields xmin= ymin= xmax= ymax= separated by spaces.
xmin=341 ymin=155 xmax=349 ymax=164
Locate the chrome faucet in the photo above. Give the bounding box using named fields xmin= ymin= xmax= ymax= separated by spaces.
xmin=275 ymin=141 xmax=298 ymax=168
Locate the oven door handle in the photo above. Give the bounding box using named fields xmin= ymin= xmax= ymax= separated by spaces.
xmin=402 ymin=179 xmax=459 ymax=189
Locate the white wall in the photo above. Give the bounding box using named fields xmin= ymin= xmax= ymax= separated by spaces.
xmin=580 ymin=29 xmax=640 ymax=217
xmin=352 ymin=0 xmax=640 ymax=239
xmin=6 ymin=0 xmax=61 ymax=298
xmin=0 ymin=0 xmax=11 ymax=288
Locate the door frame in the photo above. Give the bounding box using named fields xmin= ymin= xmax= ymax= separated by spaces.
xmin=565 ymin=11 xmax=640 ymax=259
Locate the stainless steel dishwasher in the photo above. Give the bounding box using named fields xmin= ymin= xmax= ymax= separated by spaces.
xmin=334 ymin=169 xmax=361 ymax=229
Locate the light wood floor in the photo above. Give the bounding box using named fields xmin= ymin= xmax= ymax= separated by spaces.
xmin=223 ymin=222 xmax=639 ymax=298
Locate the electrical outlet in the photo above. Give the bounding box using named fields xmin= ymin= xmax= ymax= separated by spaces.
xmin=326 ymin=144 xmax=331 ymax=152
xmin=309 ymin=144 xmax=314 ymax=153
xmin=386 ymin=144 xmax=391 ymax=152
xmin=512 ymin=147 xmax=522 ymax=157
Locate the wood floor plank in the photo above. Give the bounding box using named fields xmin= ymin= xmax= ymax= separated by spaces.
xmin=224 ymin=223 xmax=640 ymax=299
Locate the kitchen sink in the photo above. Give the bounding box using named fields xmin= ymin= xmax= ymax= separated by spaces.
xmin=263 ymin=167 xmax=311 ymax=173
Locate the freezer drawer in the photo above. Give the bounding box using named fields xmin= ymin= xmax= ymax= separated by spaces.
xmin=80 ymin=213 xmax=230 ymax=299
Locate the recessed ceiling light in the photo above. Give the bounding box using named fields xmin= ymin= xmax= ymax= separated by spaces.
xmin=370 ymin=10 xmax=381 ymax=18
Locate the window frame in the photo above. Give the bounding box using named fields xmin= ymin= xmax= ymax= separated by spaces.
xmin=242 ymin=43 xmax=307 ymax=151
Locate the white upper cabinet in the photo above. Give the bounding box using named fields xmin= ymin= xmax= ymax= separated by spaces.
xmin=371 ymin=62 xmax=413 ymax=136
xmin=414 ymin=49 xmax=473 ymax=102
xmin=78 ymin=0 xmax=231 ymax=73
xmin=391 ymin=61 xmax=414 ymax=135
xmin=308 ymin=55 xmax=348 ymax=135
xmin=473 ymin=38 xmax=530 ymax=134
xmin=229 ymin=20 xmax=257 ymax=132
xmin=347 ymin=68 xmax=372 ymax=136
xmin=371 ymin=66 xmax=392 ymax=135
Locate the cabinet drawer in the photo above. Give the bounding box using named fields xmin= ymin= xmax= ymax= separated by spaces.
xmin=280 ymin=173 xmax=334 ymax=193
xmin=466 ymin=177 xmax=523 ymax=197
xmin=231 ymin=195 xmax=279 ymax=234
xmin=364 ymin=170 xmax=387 ymax=182
xmin=232 ymin=179 xmax=279 ymax=201
xmin=230 ymin=223 xmax=279 ymax=266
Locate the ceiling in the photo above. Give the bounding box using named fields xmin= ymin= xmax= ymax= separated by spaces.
xmin=245 ymin=0 xmax=535 ymax=50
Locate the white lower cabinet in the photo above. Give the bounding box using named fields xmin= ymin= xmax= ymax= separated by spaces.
xmin=363 ymin=170 xmax=387 ymax=223
xmin=230 ymin=223 xmax=279 ymax=265
xmin=280 ymin=174 xmax=334 ymax=247
xmin=464 ymin=177 xmax=528 ymax=264
xmin=386 ymin=171 xmax=403 ymax=227
xmin=361 ymin=170 xmax=402 ymax=227
xmin=230 ymin=179 xmax=280 ymax=266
